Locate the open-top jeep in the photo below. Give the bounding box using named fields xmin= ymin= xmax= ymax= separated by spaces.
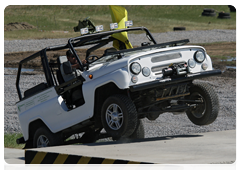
xmin=16 ymin=22 xmax=221 ymax=148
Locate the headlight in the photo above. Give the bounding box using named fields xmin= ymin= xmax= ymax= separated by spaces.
xmin=142 ymin=67 xmax=150 ymax=77
xmin=188 ymin=59 xmax=196 ymax=68
xmin=194 ymin=51 xmax=205 ymax=63
xmin=130 ymin=62 xmax=141 ymax=75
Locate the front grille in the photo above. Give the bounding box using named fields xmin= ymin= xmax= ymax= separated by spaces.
xmin=151 ymin=52 xmax=181 ymax=63
xmin=151 ymin=65 xmax=169 ymax=73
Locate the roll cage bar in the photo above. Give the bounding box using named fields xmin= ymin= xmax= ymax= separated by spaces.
xmin=16 ymin=27 xmax=189 ymax=100
xmin=67 ymin=27 xmax=157 ymax=71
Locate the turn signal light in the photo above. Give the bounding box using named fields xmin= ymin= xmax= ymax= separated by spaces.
xmin=89 ymin=74 xmax=93 ymax=79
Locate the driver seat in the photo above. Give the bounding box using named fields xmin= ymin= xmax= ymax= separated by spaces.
xmin=56 ymin=56 xmax=85 ymax=107
xmin=56 ymin=56 xmax=68 ymax=85
xmin=56 ymin=56 xmax=72 ymax=107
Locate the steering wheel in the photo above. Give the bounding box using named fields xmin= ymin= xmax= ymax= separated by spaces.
xmin=86 ymin=55 xmax=99 ymax=64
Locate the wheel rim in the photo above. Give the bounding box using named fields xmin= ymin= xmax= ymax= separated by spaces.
xmin=189 ymin=92 xmax=206 ymax=118
xmin=106 ymin=104 xmax=123 ymax=130
xmin=37 ymin=135 xmax=50 ymax=148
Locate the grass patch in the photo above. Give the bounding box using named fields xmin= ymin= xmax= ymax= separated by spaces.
xmin=192 ymin=42 xmax=236 ymax=58
xmin=211 ymin=55 xmax=228 ymax=60
xmin=194 ymin=42 xmax=236 ymax=67
xmin=4 ymin=5 xmax=236 ymax=40
xmin=4 ymin=133 xmax=24 ymax=149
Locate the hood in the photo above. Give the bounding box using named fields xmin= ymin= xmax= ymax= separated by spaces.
xmin=82 ymin=45 xmax=206 ymax=80
xmin=82 ymin=56 xmax=129 ymax=80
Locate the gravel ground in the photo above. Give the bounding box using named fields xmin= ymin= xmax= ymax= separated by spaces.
xmin=4 ymin=72 xmax=236 ymax=137
xmin=4 ymin=29 xmax=236 ymax=138
xmin=143 ymin=77 xmax=236 ymax=137
xmin=4 ymin=29 xmax=236 ymax=53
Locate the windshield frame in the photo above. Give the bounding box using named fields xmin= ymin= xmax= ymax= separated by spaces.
xmin=67 ymin=27 xmax=157 ymax=71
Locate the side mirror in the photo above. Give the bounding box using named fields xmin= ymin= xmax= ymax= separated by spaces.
xmin=62 ymin=61 xmax=73 ymax=75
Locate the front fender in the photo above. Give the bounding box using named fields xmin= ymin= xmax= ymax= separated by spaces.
xmin=82 ymin=67 xmax=130 ymax=118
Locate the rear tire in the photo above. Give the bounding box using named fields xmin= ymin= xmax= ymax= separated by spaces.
xmin=33 ymin=126 xmax=63 ymax=148
xmin=101 ymin=94 xmax=138 ymax=140
xmin=186 ymin=82 xmax=219 ymax=125
xmin=23 ymin=140 xmax=33 ymax=149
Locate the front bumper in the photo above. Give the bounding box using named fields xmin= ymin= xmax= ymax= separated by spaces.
xmin=129 ymin=69 xmax=221 ymax=92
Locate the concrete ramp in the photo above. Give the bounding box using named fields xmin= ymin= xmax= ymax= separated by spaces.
xmin=25 ymin=130 xmax=236 ymax=164
xmin=4 ymin=148 xmax=25 ymax=164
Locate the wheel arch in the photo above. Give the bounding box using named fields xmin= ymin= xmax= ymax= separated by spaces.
xmin=27 ymin=119 xmax=51 ymax=141
xmin=93 ymin=82 xmax=128 ymax=128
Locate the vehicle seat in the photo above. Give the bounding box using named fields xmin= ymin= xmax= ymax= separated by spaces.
xmin=56 ymin=56 xmax=68 ymax=85
xmin=56 ymin=56 xmax=72 ymax=107
xmin=56 ymin=56 xmax=85 ymax=107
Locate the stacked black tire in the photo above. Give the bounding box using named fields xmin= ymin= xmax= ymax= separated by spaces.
xmin=202 ymin=8 xmax=216 ymax=16
xmin=201 ymin=8 xmax=232 ymax=19
xmin=173 ymin=27 xmax=186 ymax=31
xmin=228 ymin=5 xmax=236 ymax=12
xmin=218 ymin=12 xmax=231 ymax=19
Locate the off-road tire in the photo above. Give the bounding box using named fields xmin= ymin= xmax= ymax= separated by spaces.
xmin=33 ymin=126 xmax=63 ymax=148
xmin=101 ymin=94 xmax=138 ymax=140
xmin=128 ymin=119 xmax=145 ymax=139
xmin=186 ymin=82 xmax=219 ymax=125
xmin=23 ymin=140 xmax=33 ymax=149
xmin=81 ymin=130 xmax=99 ymax=144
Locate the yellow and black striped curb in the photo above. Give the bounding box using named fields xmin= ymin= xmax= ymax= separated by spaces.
xmin=4 ymin=165 xmax=26 ymax=170
xmin=25 ymin=150 xmax=153 ymax=164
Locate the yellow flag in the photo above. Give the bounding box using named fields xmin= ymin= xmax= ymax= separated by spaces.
xmin=109 ymin=5 xmax=133 ymax=49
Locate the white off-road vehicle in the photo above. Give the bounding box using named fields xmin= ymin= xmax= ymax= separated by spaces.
xmin=16 ymin=22 xmax=221 ymax=148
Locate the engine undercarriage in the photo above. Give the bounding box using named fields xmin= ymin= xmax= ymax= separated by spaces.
xmin=130 ymin=81 xmax=198 ymax=120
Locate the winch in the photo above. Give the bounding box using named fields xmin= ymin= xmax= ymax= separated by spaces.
xmin=162 ymin=63 xmax=189 ymax=78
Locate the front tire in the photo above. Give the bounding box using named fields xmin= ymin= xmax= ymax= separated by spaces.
xmin=33 ymin=126 xmax=62 ymax=148
xmin=101 ymin=94 xmax=138 ymax=140
xmin=126 ymin=119 xmax=145 ymax=139
xmin=186 ymin=82 xmax=219 ymax=125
